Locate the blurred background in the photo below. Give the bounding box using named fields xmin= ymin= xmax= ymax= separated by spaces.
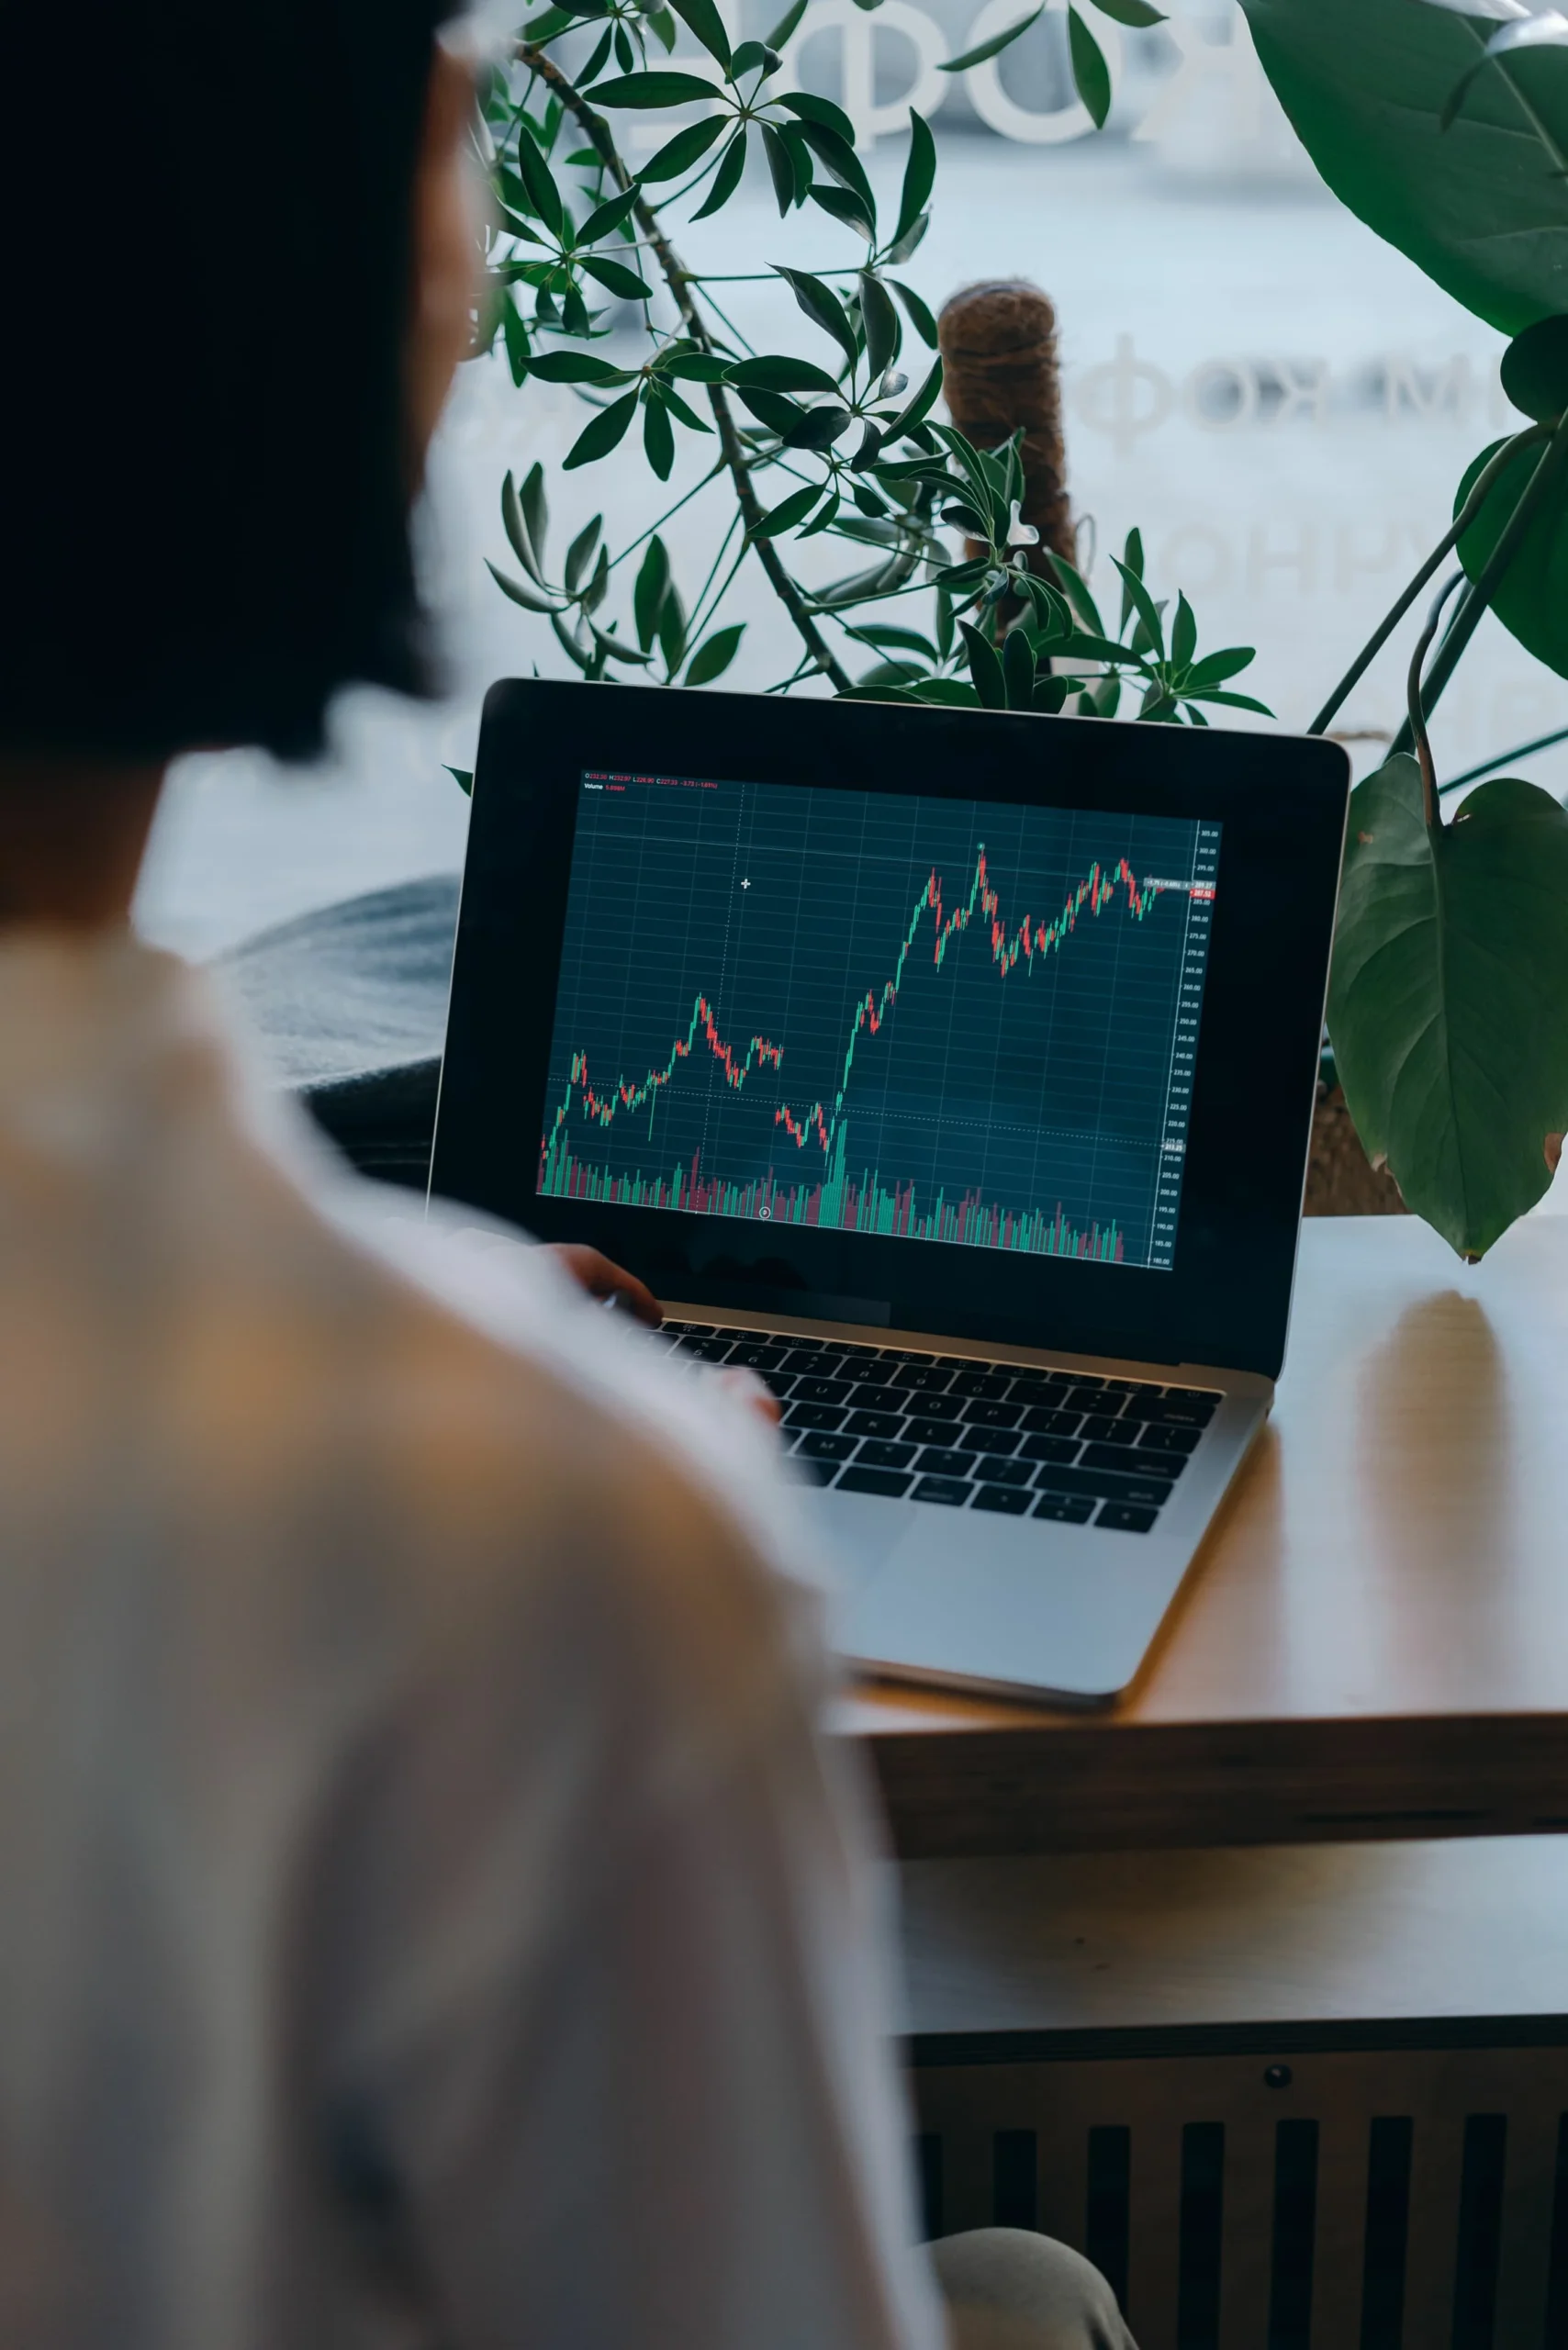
xmin=139 ymin=0 xmax=1564 ymax=1012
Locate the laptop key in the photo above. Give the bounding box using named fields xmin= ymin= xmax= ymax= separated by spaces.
xmin=782 ymin=1350 xmax=849 ymax=1379
xmin=759 ymin=1369 xmax=798 ymax=1398
xmin=905 ymin=1415 xmax=961 ymax=1447
xmin=1061 ymin=1384 xmax=1108 ymax=1415
xmin=1144 ymin=1395 xmax=1217 ymax=1428
xmin=911 ymin=1393 xmax=964 ymax=1421
xmin=1034 ymin=1493 xmax=1096 ymax=1524
xmin=949 ymin=1371 xmax=1013 ymax=1401
xmin=912 ymin=1476 xmax=971 ymax=1506
xmin=725 ymin=1342 xmax=788 ymax=1371
xmin=959 ymin=1426 xmax=1018 ymax=1453
xmin=793 ymin=1377 xmax=857 ymax=1406
xmin=790 ymin=1455 xmax=839 ymax=1486
xmin=1019 ymin=1407 xmax=1083 ymax=1438
xmin=913 ymin=1447 xmax=974 ymax=1478
xmin=1130 ymin=1444 xmax=1190 ymax=1479
xmin=678 ymin=1336 xmax=737 ymax=1362
xmin=893 ymin=1364 xmax=954 ymax=1393
xmin=797 ymin=1431 xmax=857 ymax=1461
xmin=848 ymin=1360 xmax=899 ymax=1388
xmin=837 ymin=1465 xmax=915 ymax=1498
xmin=846 ymin=1410 xmax=908 ymax=1440
xmin=1032 ymin=1463 xmax=1174 ymax=1507
xmin=784 ymin=1403 xmax=847 ymax=1431
xmin=856 ymin=1439 xmax=917 ymax=1470
xmin=1097 ymin=1503 xmax=1159 ymax=1533
xmin=972 ymin=1483 xmax=1033 ymax=1516
xmin=1138 ymin=1424 xmax=1201 ymax=1456
xmin=1081 ymin=1415 xmax=1137 ymax=1445
xmin=961 ymin=1399 xmax=1024 ymax=1429
xmin=1019 ymin=1432 xmax=1081 ymax=1465
xmin=1164 ymin=1386 xmax=1221 ymax=1406
xmin=975 ymin=1454 xmax=1034 ymax=1486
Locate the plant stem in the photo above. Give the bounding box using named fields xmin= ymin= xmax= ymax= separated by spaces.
xmin=1407 ymin=573 xmax=1465 ymax=830
xmin=517 ymin=41 xmax=853 ymax=690
xmin=1389 ymin=411 xmax=1568 ymax=759
xmin=1440 ymin=718 xmax=1568 ymax=795
xmin=1307 ymin=423 xmax=1548 ymax=737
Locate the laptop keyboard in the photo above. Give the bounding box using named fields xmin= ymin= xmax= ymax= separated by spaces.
xmin=650 ymin=1323 xmax=1220 ymax=1534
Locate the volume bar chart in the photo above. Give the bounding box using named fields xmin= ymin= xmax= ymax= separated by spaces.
xmin=539 ymin=770 xmax=1220 ymax=1272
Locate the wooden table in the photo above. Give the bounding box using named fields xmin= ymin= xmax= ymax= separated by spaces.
xmin=846 ymin=1213 xmax=1568 ymax=1857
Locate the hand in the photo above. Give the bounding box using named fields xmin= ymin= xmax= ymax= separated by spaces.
xmin=545 ymin=1245 xmax=662 ymax=1327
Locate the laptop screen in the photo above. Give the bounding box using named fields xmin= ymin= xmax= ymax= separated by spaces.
xmin=539 ymin=769 xmax=1220 ymax=1278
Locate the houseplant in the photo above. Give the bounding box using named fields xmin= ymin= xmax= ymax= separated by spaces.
xmin=469 ymin=0 xmax=1568 ymax=1265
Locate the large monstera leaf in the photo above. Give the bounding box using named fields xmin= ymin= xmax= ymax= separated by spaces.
xmin=1239 ymin=0 xmax=1568 ymax=335
xmin=1329 ymin=755 xmax=1568 ymax=1258
xmin=1454 ymin=429 xmax=1568 ymax=678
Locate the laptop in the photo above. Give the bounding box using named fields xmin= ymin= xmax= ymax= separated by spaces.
xmin=431 ymin=679 xmax=1349 ymax=1706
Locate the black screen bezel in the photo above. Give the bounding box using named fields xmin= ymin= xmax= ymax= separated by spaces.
xmin=430 ymin=680 xmax=1349 ymax=1379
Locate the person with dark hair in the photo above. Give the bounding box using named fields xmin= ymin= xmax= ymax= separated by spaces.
xmin=0 ymin=6 xmax=1134 ymax=2344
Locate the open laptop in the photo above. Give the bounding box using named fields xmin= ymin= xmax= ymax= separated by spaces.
xmin=430 ymin=679 xmax=1349 ymax=1706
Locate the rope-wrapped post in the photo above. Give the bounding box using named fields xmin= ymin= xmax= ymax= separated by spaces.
xmin=936 ymin=280 xmax=1073 ymax=571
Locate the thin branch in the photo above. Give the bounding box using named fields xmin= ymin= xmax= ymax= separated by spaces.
xmin=1407 ymin=572 xmax=1466 ymax=831
xmin=605 ymin=458 xmax=726 ymax=573
xmin=1390 ymin=410 xmax=1568 ymax=758
xmin=517 ymin=40 xmax=853 ymax=690
xmin=1307 ymin=422 xmax=1549 ymax=736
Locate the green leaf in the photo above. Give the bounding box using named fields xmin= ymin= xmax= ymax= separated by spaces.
xmin=1238 ymin=0 xmax=1568 ymax=338
xmin=1183 ymin=645 xmax=1255 ymax=688
xmin=500 ymin=296 xmax=531 ymax=386
xmin=659 ymin=346 xmax=734 ymax=381
xmin=785 ymin=403 xmax=853 ymax=450
xmin=750 ymin=481 xmax=824 ymax=537
xmin=734 ymin=384 xmax=806 ymax=434
xmin=884 ymin=212 xmax=929 ymax=265
xmin=658 ymin=577 xmax=688 ymax=672
xmin=613 ymin=21 xmax=635 ymax=72
xmin=1182 ymin=688 xmax=1274 ymax=715
xmin=1170 ymin=590 xmax=1196 ymax=671
xmin=857 ymin=658 xmax=927 ymax=687
xmin=889 ymin=276 xmax=937 ymax=348
xmin=778 ymin=122 xmax=815 ymax=206
xmin=1090 ymin=0 xmax=1163 ymax=24
xmin=486 ymin=558 xmax=561 ymax=615
xmin=1109 ymin=555 xmax=1164 ymax=656
xmin=1501 ymin=316 xmax=1568 ymax=424
xmin=896 ymin=109 xmax=936 ymax=244
xmin=960 ymin=621 xmax=1007 ymax=708
xmin=761 ymin=122 xmax=797 ymax=217
xmin=836 ymin=683 xmax=922 ymax=704
xmin=579 ymin=25 xmax=615 ymax=83
xmin=940 ymin=6 xmax=1042 ymax=73
xmin=563 ymin=391 xmax=640 ymax=467
xmin=647 ymin=6 xmax=678 ymax=51
xmin=880 ymin=354 xmax=944 ymax=442
xmin=778 ymin=89 xmax=858 ymax=147
xmin=577 ymin=185 xmax=641 ymax=243
xmin=520 ymin=464 xmax=549 ymax=569
xmin=564 ymin=515 xmax=603 ymax=592
xmin=1001 ymin=626 xmax=1035 ymax=709
xmin=634 ymin=535 xmax=670 ymax=649
xmin=1116 ymin=526 xmax=1144 ymax=629
xmin=656 ymin=381 xmax=711 ymax=432
xmin=809 ymin=183 xmax=875 ymax=237
xmin=777 ymin=265 xmax=861 ymax=370
xmin=1067 ymin=7 xmax=1112 ymax=128
xmin=1454 ymin=432 xmax=1568 ymax=678
xmin=518 ymin=6 xmax=576 ymax=38
xmin=588 ymin=623 xmax=655 ymax=665
xmin=685 ymin=622 xmax=745 ymax=684
xmin=798 ymin=489 xmax=841 ymax=537
xmin=1328 ymin=756 xmax=1568 ymax=1258
xmin=443 ymin=766 xmax=475 ymax=796
xmin=790 ymin=119 xmax=877 ymax=232
xmin=637 ymin=114 xmax=727 ymax=180
xmin=666 ymin=0 xmax=732 ymax=69
xmin=582 ymin=542 xmax=610 ymax=613
xmin=765 ymin=0 xmax=810 ymax=44
xmin=510 ymin=127 xmax=565 ymax=238
xmin=857 ymin=623 xmax=938 ymax=657
xmin=643 ymin=388 xmax=676 ymax=478
xmin=523 ymin=351 xmax=634 ymax=384
xmin=729 ymin=353 xmax=843 ymax=396
xmin=590 ymin=69 xmax=722 ymax=106
xmin=579 ymin=254 xmax=653 ymax=299
xmin=501 ymin=469 xmax=545 ymax=584
xmin=692 ymin=128 xmax=748 ymax=218
xmin=912 ymin=677 xmax=981 ymax=707
xmin=858 ymin=272 xmax=901 ymax=381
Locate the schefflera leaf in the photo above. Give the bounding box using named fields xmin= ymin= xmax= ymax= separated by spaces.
xmin=1328 ymin=754 xmax=1568 ymax=1259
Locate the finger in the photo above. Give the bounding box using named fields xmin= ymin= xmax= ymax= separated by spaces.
xmin=548 ymin=1245 xmax=663 ymax=1326
xmin=711 ymin=1366 xmax=783 ymax=1427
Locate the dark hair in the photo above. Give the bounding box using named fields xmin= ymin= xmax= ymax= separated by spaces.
xmin=0 ymin=0 xmax=459 ymax=762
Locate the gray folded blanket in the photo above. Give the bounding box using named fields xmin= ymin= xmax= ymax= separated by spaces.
xmin=212 ymin=875 xmax=461 ymax=1189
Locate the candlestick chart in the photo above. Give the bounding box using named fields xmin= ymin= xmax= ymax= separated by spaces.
xmin=538 ymin=771 xmax=1220 ymax=1272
